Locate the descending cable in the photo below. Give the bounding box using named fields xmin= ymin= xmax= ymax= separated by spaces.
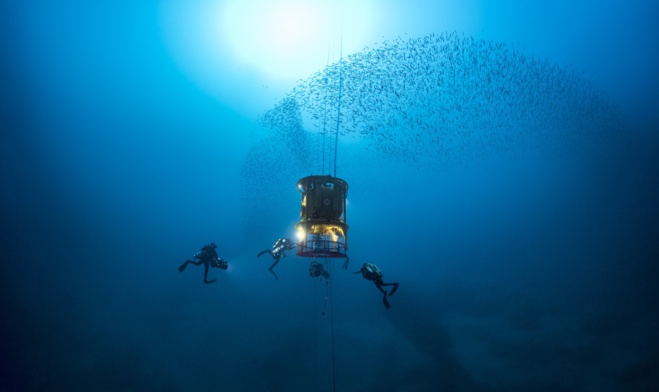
xmin=321 ymin=47 xmax=330 ymax=175
xmin=328 ymin=25 xmax=342 ymax=392
xmin=314 ymin=269 xmax=319 ymax=392
xmin=322 ymin=274 xmax=329 ymax=316
xmin=326 ymin=259 xmax=337 ymax=392
xmin=333 ymin=31 xmax=343 ymax=177
xmin=313 ymin=270 xmax=319 ymax=392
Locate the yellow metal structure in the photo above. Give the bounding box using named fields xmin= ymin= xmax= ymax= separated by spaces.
xmin=295 ymin=175 xmax=348 ymax=258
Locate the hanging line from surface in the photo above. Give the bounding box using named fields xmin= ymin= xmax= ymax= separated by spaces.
xmin=322 ymin=270 xmax=329 ymax=316
xmin=313 ymin=262 xmax=318 ymax=392
xmin=325 ymin=258 xmax=337 ymax=392
xmin=313 ymin=258 xmax=320 ymax=392
xmin=321 ymin=47 xmax=330 ymax=175
xmin=333 ymin=31 xmax=343 ymax=178
xmin=328 ymin=43 xmax=337 ymax=176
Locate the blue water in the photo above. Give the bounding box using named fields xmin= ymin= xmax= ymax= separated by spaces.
xmin=2 ymin=1 xmax=658 ymax=391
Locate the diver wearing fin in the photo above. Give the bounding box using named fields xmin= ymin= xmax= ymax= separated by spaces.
xmin=257 ymin=238 xmax=297 ymax=280
xmin=178 ymin=242 xmax=228 ymax=284
xmin=309 ymin=260 xmax=330 ymax=280
xmin=355 ymin=263 xmax=399 ymax=309
xmin=341 ymin=256 xmax=350 ymax=270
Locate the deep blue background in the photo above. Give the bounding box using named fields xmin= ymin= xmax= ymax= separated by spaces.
xmin=2 ymin=1 xmax=658 ymax=391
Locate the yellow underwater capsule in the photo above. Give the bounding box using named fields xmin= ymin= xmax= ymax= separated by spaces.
xmin=295 ymin=175 xmax=348 ymax=258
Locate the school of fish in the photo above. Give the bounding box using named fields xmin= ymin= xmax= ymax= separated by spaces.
xmin=240 ymin=32 xmax=626 ymax=231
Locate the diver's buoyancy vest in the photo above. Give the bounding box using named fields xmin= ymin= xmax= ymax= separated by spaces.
xmin=363 ymin=263 xmax=383 ymax=281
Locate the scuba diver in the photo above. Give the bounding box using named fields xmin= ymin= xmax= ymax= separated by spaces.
xmin=309 ymin=260 xmax=330 ymax=280
xmin=178 ymin=242 xmax=228 ymax=284
xmin=355 ymin=263 xmax=399 ymax=309
xmin=257 ymin=238 xmax=297 ymax=280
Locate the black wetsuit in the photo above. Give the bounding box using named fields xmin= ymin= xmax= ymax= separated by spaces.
xmin=356 ymin=263 xmax=399 ymax=309
xmin=257 ymin=238 xmax=297 ymax=280
xmin=179 ymin=243 xmax=225 ymax=284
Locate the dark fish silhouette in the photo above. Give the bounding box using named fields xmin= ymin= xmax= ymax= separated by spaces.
xmin=240 ymin=31 xmax=626 ymax=233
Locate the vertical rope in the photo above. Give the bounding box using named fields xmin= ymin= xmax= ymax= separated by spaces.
xmin=333 ymin=31 xmax=343 ymax=177
xmin=326 ymin=259 xmax=337 ymax=392
xmin=314 ymin=275 xmax=319 ymax=392
xmin=321 ymin=48 xmax=330 ymax=175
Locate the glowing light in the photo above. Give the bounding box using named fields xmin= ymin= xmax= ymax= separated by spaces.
xmin=220 ymin=0 xmax=330 ymax=79
xmin=219 ymin=0 xmax=376 ymax=79
xmin=160 ymin=0 xmax=377 ymax=114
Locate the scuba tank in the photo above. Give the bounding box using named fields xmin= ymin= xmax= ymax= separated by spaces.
xmin=363 ymin=263 xmax=383 ymax=280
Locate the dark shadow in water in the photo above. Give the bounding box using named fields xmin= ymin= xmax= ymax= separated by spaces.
xmin=384 ymin=291 xmax=493 ymax=392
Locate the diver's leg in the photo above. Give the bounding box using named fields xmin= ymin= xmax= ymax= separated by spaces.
xmin=268 ymin=258 xmax=280 ymax=280
xmin=257 ymin=249 xmax=271 ymax=258
xmin=374 ymin=281 xmax=387 ymax=295
xmin=203 ymin=263 xmax=217 ymax=284
xmin=178 ymin=259 xmax=201 ymax=272
xmin=341 ymin=257 xmax=350 ymax=270
xmin=382 ymin=293 xmax=391 ymax=309
xmin=375 ymin=281 xmax=391 ymax=309
xmin=381 ymin=282 xmax=399 ymax=296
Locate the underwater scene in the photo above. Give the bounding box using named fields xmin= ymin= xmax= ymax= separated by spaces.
xmin=2 ymin=1 xmax=658 ymax=391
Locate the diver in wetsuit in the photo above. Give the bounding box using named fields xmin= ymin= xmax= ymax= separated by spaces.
xmin=178 ymin=242 xmax=228 ymax=284
xmin=309 ymin=260 xmax=330 ymax=280
xmin=355 ymin=263 xmax=399 ymax=309
xmin=257 ymin=238 xmax=297 ymax=280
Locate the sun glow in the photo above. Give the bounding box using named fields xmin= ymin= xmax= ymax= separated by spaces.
xmin=221 ymin=0 xmax=337 ymax=79
xmin=160 ymin=0 xmax=376 ymax=114
xmin=264 ymin=3 xmax=330 ymax=55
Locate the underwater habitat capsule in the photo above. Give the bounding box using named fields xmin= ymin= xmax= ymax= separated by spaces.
xmin=295 ymin=175 xmax=348 ymax=258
